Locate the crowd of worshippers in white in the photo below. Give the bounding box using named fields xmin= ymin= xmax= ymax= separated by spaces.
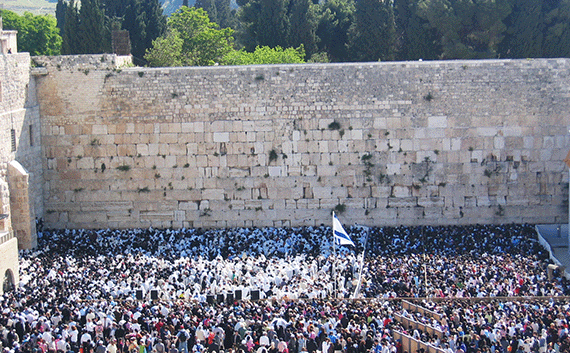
xmin=1 ymin=223 xmax=570 ymax=353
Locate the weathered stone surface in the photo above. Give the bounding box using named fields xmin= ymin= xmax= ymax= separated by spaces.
xmin=3 ymin=55 xmax=567 ymax=230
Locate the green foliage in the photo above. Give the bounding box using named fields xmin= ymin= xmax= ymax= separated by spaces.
xmin=60 ymin=0 xmax=109 ymax=54
xmin=308 ymin=51 xmax=331 ymax=63
xmin=237 ymin=0 xmax=317 ymax=57
xmin=214 ymin=0 xmax=236 ymax=28
xmin=222 ymin=45 xmax=306 ymax=65
xmin=315 ymin=0 xmax=355 ymax=62
xmin=144 ymin=30 xmax=185 ymax=67
xmin=61 ymin=0 xmax=78 ymax=54
xmin=55 ymin=0 xmax=66 ymax=31
xmin=498 ymin=0 xmax=543 ymax=58
xmin=268 ymin=149 xmax=279 ymax=163
xmin=394 ymin=0 xmax=441 ymax=60
xmin=328 ymin=120 xmax=341 ymax=130
xmin=121 ymin=0 xmax=167 ymax=64
xmin=238 ymin=0 xmax=290 ymax=50
xmin=0 ymin=9 xmax=62 ymax=55
xmin=196 ymin=0 xmax=218 ymax=24
xmin=146 ymin=6 xmax=234 ymax=67
xmin=416 ymin=0 xmax=512 ymax=59
xmin=77 ymin=0 xmax=109 ymax=53
xmin=542 ymin=0 xmax=570 ymax=57
xmin=287 ymin=0 xmax=318 ymax=57
xmin=348 ymin=0 xmax=396 ymax=61
xmin=334 ymin=203 xmax=346 ymax=214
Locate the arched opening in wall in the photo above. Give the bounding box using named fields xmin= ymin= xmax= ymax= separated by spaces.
xmin=3 ymin=269 xmax=14 ymax=293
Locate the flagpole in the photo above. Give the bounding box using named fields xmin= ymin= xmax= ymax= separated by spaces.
xmin=332 ymin=211 xmax=337 ymax=299
xmin=352 ymin=225 xmax=369 ymax=299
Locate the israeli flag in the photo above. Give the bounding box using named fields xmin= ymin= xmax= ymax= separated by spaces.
xmin=333 ymin=211 xmax=355 ymax=246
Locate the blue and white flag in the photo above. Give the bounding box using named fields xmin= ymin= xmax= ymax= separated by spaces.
xmin=333 ymin=211 xmax=355 ymax=246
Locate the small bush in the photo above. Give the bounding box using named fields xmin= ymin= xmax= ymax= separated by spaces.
xmin=269 ymin=149 xmax=278 ymax=162
xmin=334 ymin=203 xmax=346 ymax=214
xmin=328 ymin=121 xmax=341 ymax=130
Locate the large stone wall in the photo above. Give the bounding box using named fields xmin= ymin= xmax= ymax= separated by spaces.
xmin=0 ymin=52 xmax=41 ymax=249
xmin=34 ymin=56 xmax=570 ymax=229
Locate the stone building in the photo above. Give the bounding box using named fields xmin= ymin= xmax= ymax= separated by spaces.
xmin=0 ymin=17 xmax=40 ymax=294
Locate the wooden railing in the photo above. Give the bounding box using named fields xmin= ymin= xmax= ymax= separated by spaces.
xmin=402 ymin=300 xmax=444 ymax=321
xmin=392 ymin=331 xmax=446 ymax=353
xmin=394 ymin=313 xmax=445 ymax=339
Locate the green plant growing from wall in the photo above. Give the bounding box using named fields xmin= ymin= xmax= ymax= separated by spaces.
xmin=328 ymin=120 xmax=341 ymax=130
xmin=269 ymin=149 xmax=279 ymax=163
xmin=378 ymin=173 xmax=390 ymax=184
xmin=138 ymin=187 xmax=150 ymax=193
xmin=334 ymin=203 xmax=346 ymax=214
xmin=361 ymin=153 xmax=374 ymax=182
xmin=484 ymin=164 xmax=501 ymax=178
xmin=117 ymin=165 xmax=130 ymax=171
xmin=416 ymin=156 xmax=433 ymax=184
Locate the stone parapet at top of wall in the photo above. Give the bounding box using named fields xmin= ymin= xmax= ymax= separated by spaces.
xmin=32 ymin=54 xmax=133 ymax=72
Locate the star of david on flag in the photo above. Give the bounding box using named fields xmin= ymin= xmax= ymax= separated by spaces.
xmin=333 ymin=211 xmax=355 ymax=247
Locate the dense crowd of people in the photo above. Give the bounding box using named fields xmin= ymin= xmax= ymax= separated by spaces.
xmin=1 ymin=222 xmax=569 ymax=353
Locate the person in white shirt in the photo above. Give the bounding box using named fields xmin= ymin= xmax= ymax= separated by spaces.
xmin=107 ymin=338 xmax=118 ymax=353
xmin=80 ymin=331 xmax=93 ymax=345
xmin=56 ymin=336 xmax=70 ymax=353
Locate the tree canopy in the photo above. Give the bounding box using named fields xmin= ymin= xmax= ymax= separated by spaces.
xmin=10 ymin=0 xmax=570 ymax=63
xmin=222 ymin=45 xmax=306 ymax=65
xmin=0 ymin=9 xmax=62 ymax=56
xmin=145 ymin=6 xmax=234 ymax=66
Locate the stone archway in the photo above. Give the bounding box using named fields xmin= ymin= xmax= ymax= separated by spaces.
xmin=3 ymin=269 xmax=14 ymax=293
